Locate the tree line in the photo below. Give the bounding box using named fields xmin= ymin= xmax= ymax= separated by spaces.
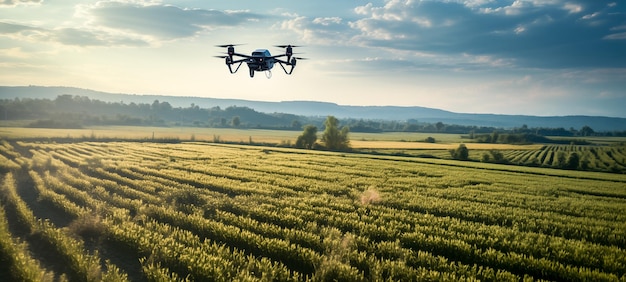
xmin=1 ymin=95 xmax=625 ymax=137
xmin=0 ymin=95 xmax=303 ymax=129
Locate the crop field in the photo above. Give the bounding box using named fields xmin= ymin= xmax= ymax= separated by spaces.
xmin=499 ymin=144 xmax=626 ymax=173
xmin=1 ymin=140 xmax=626 ymax=281
xmin=0 ymin=126 xmax=471 ymax=145
xmin=0 ymin=126 xmax=301 ymax=144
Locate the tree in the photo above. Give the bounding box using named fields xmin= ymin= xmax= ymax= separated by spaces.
xmin=321 ymin=116 xmax=350 ymax=150
xmin=488 ymin=150 xmax=507 ymax=164
xmin=291 ymin=120 xmax=302 ymax=129
xmin=296 ymin=125 xmax=317 ymax=149
xmin=435 ymin=122 xmax=445 ymax=132
xmin=231 ymin=116 xmax=240 ymax=127
xmin=449 ymin=144 xmax=469 ymax=160
xmin=580 ymin=125 xmax=594 ymax=136
xmin=566 ymin=152 xmax=580 ymax=169
xmin=403 ymin=123 xmax=420 ymax=131
xmin=491 ymin=131 xmax=499 ymax=143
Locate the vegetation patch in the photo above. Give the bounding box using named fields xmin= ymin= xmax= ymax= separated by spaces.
xmin=359 ymin=187 xmax=382 ymax=205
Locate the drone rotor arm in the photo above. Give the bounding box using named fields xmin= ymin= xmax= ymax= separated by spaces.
xmin=231 ymin=52 xmax=252 ymax=59
xmin=217 ymin=52 xmax=251 ymax=59
xmin=230 ymin=58 xmax=248 ymax=64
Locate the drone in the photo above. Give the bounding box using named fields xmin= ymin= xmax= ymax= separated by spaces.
xmin=215 ymin=44 xmax=305 ymax=78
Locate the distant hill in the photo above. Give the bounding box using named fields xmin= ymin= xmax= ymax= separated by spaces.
xmin=1 ymin=85 xmax=625 ymax=131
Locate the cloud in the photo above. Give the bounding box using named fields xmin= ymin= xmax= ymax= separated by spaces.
xmin=312 ymin=17 xmax=342 ymax=26
xmin=0 ymin=21 xmax=148 ymax=47
xmin=86 ymin=2 xmax=265 ymax=40
xmin=0 ymin=22 xmax=40 ymax=34
xmin=51 ymin=27 xmax=149 ymax=47
xmin=1 ymin=2 xmax=266 ymax=47
xmin=0 ymin=22 xmax=49 ymax=43
xmin=0 ymin=0 xmax=41 ymax=6
xmin=349 ymin=0 xmax=626 ymax=69
xmin=604 ymin=32 xmax=626 ymax=40
xmin=0 ymin=47 xmax=31 ymax=59
xmin=279 ymin=14 xmax=353 ymax=45
xmin=325 ymin=52 xmax=516 ymax=76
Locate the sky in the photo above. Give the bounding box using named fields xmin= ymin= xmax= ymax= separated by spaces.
xmin=1 ymin=0 xmax=625 ymax=117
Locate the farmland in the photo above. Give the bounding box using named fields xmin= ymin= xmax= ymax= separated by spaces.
xmin=2 ymin=125 xmax=625 ymax=169
xmin=1 ymin=138 xmax=625 ymax=281
xmin=0 ymin=126 xmax=475 ymax=145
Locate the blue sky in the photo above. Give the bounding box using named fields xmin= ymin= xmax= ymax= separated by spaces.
xmin=1 ymin=0 xmax=625 ymax=117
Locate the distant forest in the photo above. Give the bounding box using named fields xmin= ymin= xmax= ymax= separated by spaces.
xmin=1 ymin=95 xmax=625 ymax=138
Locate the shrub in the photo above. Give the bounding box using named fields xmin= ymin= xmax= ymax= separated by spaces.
xmin=67 ymin=214 xmax=105 ymax=241
xmin=481 ymin=153 xmax=491 ymax=163
xmin=489 ymin=150 xmax=507 ymax=164
xmin=450 ymin=144 xmax=469 ymax=160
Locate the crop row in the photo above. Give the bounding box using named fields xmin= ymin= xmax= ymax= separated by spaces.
xmin=499 ymin=144 xmax=626 ymax=172
xmin=0 ymin=172 xmax=127 ymax=281
xmin=0 ymin=140 xmax=625 ymax=281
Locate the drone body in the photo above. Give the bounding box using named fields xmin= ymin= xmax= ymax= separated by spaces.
xmin=215 ymin=44 xmax=304 ymax=78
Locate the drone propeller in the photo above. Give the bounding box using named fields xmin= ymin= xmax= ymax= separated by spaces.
xmin=275 ymin=45 xmax=302 ymax=48
xmin=215 ymin=44 xmax=244 ymax=48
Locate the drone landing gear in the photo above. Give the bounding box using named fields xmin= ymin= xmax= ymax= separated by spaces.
xmin=278 ymin=61 xmax=296 ymax=75
xmin=227 ymin=61 xmax=243 ymax=74
xmin=248 ymin=69 xmax=272 ymax=79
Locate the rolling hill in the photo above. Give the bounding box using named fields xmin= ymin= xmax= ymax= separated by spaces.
xmin=1 ymin=85 xmax=625 ymax=131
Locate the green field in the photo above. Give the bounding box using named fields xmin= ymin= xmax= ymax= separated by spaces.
xmin=0 ymin=125 xmax=472 ymax=144
xmin=0 ymin=139 xmax=625 ymax=281
xmin=6 ymin=125 xmax=625 ymax=172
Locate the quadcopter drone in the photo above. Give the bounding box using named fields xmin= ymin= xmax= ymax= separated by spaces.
xmin=215 ymin=44 xmax=305 ymax=78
